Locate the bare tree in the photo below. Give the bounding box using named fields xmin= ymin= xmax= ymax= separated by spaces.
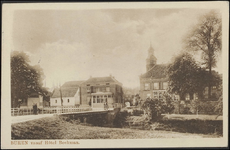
xmin=184 ymin=10 xmax=222 ymax=99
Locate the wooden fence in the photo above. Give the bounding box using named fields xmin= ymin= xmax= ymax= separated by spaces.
xmin=11 ymin=106 xmax=93 ymax=116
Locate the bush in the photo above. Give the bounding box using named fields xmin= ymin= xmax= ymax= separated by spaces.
xmin=86 ymin=114 xmax=108 ymax=126
xmin=113 ymin=110 xmax=129 ymax=128
xmin=177 ymin=100 xmax=219 ymax=115
xmin=159 ymin=119 xmax=223 ymax=135
xmin=141 ymin=93 xmax=175 ymax=121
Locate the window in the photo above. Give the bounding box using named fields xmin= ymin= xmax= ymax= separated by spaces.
xmin=93 ymin=96 xmax=96 ymax=103
xmin=147 ymin=94 xmax=151 ymax=98
xmin=96 ymin=87 xmax=100 ymax=92
xmin=212 ymin=86 xmax=216 ymax=89
xmin=185 ymin=93 xmax=190 ymax=100
xmin=55 ymin=100 xmax=57 ymax=103
xmin=163 ymin=82 xmax=168 ymax=90
xmin=67 ymin=99 xmax=70 ymax=103
xmin=153 ymin=91 xmax=158 ymax=99
xmin=159 ymin=92 xmax=163 ymax=99
xmin=106 ymin=83 xmax=110 ymax=85
xmin=193 ymin=93 xmax=198 ymax=100
xmin=101 ymin=96 xmax=104 ymax=103
xmin=92 ymin=87 xmax=96 ymax=93
xmin=144 ymin=83 xmax=150 ymax=90
xmin=153 ymin=82 xmax=159 ymax=90
xmin=87 ymin=84 xmax=90 ymax=86
xmin=101 ymin=87 xmax=106 ymax=92
xmin=106 ymin=87 xmax=110 ymax=92
xmin=173 ymin=95 xmax=179 ymax=101
xmin=97 ymin=96 xmax=100 ymax=103
xmin=87 ymin=87 xmax=91 ymax=93
xmin=108 ymin=95 xmax=111 ymax=98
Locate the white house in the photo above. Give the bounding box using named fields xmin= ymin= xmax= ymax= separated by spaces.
xmin=20 ymin=92 xmax=44 ymax=108
xmin=50 ymin=81 xmax=84 ymax=107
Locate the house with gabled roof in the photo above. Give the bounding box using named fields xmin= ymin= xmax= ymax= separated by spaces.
xmin=139 ymin=44 xmax=179 ymax=101
xmin=80 ymin=75 xmax=123 ymax=109
xmin=50 ymin=80 xmax=84 ymax=107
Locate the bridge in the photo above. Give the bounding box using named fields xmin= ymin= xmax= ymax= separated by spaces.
xmin=11 ymin=106 xmax=119 ymax=124
xmin=11 ymin=106 xmax=113 ymax=116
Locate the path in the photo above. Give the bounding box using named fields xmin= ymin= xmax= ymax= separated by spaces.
xmin=12 ymin=114 xmax=54 ymax=124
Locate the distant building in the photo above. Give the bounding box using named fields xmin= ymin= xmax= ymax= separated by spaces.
xmin=20 ymin=92 xmax=43 ymax=108
xmin=139 ymin=44 xmax=177 ymax=101
xmin=139 ymin=44 xmax=221 ymax=101
xmin=80 ymin=75 xmax=123 ymax=109
xmin=50 ymin=81 xmax=84 ymax=107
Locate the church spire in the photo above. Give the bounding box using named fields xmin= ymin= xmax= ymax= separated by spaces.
xmin=146 ymin=42 xmax=157 ymax=71
xmin=148 ymin=42 xmax=154 ymax=57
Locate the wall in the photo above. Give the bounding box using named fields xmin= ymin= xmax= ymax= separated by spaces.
xmin=50 ymin=97 xmax=76 ymax=107
xmin=27 ymin=95 xmax=43 ymax=108
xmin=74 ymin=89 xmax=80 ymax=105
xmin=140 ymin=78 xmax=168 ymax=100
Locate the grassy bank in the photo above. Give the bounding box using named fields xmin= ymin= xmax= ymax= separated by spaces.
xmin=12 ymin=116 xmax=220 ymax=139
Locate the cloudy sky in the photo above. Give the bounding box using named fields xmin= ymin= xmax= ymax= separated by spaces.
xmin=11 ymin=8 xmax=222 ymax=88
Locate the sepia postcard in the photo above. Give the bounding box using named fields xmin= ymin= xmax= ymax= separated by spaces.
xmin=1 ymin=2 xmax=229 ymax=149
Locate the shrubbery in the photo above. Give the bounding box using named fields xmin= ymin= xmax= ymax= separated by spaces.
xmin=141 ymin=93 xmax=175 ymax=121
xmin=132 ymin=109 xmax=144 ymax=116
xmin=113 ymin=110 xmax=130 ymax=128
xmin=178 ymin=100 xmax=219 ymax=115
xmin=159 ymin=119 xmax=222 ymax=135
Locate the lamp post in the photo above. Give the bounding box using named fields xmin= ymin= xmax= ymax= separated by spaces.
xmin=59 ymin=85 xmax=63 ymax=107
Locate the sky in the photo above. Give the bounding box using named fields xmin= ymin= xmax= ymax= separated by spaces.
xmin=11 ymin=8 xmax=222 ymax=89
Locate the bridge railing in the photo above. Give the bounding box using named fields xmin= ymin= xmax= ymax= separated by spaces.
xmin=56 ymin=107 xmax=92 ymax=114
xmin=11 ymin=108 xmax=33 ymax=116
xmin=11 ymin=106 xmax=93 ymax=116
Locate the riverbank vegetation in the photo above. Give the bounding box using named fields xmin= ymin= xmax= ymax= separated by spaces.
xmin=11 ymin=116 xmax=220 ymax=139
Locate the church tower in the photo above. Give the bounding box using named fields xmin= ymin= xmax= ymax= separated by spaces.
xmin=146 ymin=43 xmax=157 ymax=71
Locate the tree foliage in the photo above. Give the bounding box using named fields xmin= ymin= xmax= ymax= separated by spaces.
xmin=11 ymin=51 xmax=45 ymax=108
xmin=184 ymin=10 xmax=222 ymax=98
xmin=141 ymin=92 xmax=175 ymax=121
xmin=167 ymin=52 xmax=208 ymax=99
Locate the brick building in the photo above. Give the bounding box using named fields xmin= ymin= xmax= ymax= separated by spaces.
xmin=80 ymin=75 xmax=123 ymax=109
xmin=139 ymin=44 xmax=174 ymax=101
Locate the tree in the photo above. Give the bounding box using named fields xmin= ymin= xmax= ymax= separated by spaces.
xmin=141 ymin=92 xmax=175 ymax=121
xmin=167 ymin=52 xmax=208 ymax=99
xmin=11 ymin=51 xmax=45 ymax=108
xmin=161 ymin=92 xmax=175 ymax=114
xmin=184 ymin=10 xmax=222 ymax=99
